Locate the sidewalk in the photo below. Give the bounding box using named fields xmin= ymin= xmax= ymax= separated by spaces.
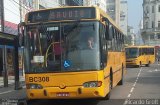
xmin=0 ymin=77 xmax=27 ymax=105
xmin=0 ymin=85 xmax=27 ymax=105
xmin=0 ymin=76 xmax=25 ymax=88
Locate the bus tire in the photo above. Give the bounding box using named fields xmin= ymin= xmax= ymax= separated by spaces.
xmin=18 ymin=100 xmax=27 ymax=105
xmin=145 ymin=61 xmax=150 ymax=67
xmin=137 ymin=61 xmax=142 ymax=68
xmin=118 ymin=66 xmax=124 ymax=85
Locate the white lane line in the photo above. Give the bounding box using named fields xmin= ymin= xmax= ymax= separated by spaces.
xmin=130 ymin=87 xmax=134 ymax=93
xmin=128 ymin=67 xmax=142 ymax=97
xmin=140 ymin=76 xmax=160 ymax=78
xmin=127 ymin=94 xmax=131 ymax=98
xmin=0 ymin=90 xmax=15 ymax=95
xmin=124 ymin=67 xmax=142 ymax=105
xmin=133 ymin=81 xmax=137 ymax=87
xmin=135 ymin=79 xmax=138 ymax=82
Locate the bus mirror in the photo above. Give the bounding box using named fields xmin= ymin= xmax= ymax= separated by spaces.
xmin=102 ymin=17 xmax=107 ymax=22
xmin=18 ymin=22 xmax=25 ymax=47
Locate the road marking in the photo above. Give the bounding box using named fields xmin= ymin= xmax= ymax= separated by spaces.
xmin=124 ymin=67 xmax=143 ymax=105
xmin=135 ymin=79 xmax=138 ymax=82
xmin=140 ymin=76 xmax=160 ymax=78
xmin=0 ymin=90 xmax=15 ymax=95
xmin=130 ymin=87 xmax=134 ymax=93
xmin=127 ymin=94 xmax=131 ymax=98
xmin=124 ymin=67 xmax=142 ymax=104
xmin=147 ymin=69 xmax=160 ymax=72
xmin=133 ymin=82 xmax=136 ymax=87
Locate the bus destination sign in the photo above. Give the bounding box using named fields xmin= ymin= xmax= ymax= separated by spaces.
xmin=28 ymin=7 xmax=96 ymax=23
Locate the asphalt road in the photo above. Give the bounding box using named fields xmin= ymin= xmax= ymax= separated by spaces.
xmin=28 ymin=62 xmax=160 ymax=105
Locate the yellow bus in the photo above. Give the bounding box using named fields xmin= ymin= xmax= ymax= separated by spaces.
xmin=18 ymin=6 xmax=126 ymax=100
xmin=125 ymin=46 xmax=155 ymax=67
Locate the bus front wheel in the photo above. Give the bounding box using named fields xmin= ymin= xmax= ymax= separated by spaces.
xmin=145 ymin=61 xmax=150 ymax=67
xmin=137 ymin=61 xmax=142 ymax=68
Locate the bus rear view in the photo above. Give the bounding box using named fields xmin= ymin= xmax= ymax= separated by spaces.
xmin=125 ymin=46 xmax=155 ymax=67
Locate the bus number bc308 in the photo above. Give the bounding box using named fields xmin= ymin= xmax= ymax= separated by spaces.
xmin=29 ymin=77 xmax=49 ymax=82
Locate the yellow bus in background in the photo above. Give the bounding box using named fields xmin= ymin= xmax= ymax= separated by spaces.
xmin=19 ymin=6 xmax=126 ymax=100
xmin=125 ymin=46 xmax=155 ymax=67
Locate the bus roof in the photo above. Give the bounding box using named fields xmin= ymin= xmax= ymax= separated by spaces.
xmin=125 ymin=46 xmax=155 ymax=48
xmin=25 ymin=6 xmax=124 ymax=35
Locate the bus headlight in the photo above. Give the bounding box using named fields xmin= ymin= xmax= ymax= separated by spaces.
xmin=83 ymin=81 xmax=102 ymax=88
xmin=26 ymin=84 xmax=43 ymax=89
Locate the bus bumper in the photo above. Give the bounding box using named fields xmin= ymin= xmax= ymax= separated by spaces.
xmin=26 ymin=86 xmax=106 ymax=99
xmin=126 ymin=62 xmax=139 ymax=66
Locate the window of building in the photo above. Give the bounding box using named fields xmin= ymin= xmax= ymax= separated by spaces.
xmin=59 ymin=0 xmax=63 ymax=5
xmin=146 ymin=22 xmax=148 ymax=29
xmin=152 ymin=21 xmax=155 ymax=28
xmin=158 ymin=34 xmax=160 ymax=39
xmin=150 ymin=35 xmax=154 ymax=39
xmin=146 ymin=6 xmax=149 ymax=13
xmin=158 ymin=21 xmax=160 ymax=28
xmin=152 ymin=6 xmax=154 ymax=13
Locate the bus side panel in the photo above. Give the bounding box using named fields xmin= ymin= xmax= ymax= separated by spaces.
xmin=107 ymin=51 xmax=125 ymax=88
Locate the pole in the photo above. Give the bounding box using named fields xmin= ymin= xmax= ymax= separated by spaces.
xmin=14 ymin=37 xmax=20 ymax=90
xmin=3 ymin=46 xmax=8 ymax=87
xmin=0 ymin=0 xmax=8 ymax=87
xmin=0 ymin=0 xmax=4 ymax=32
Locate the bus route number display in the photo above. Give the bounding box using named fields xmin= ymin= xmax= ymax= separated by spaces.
xmin=28 ymin=7 xmax=95 ymax=23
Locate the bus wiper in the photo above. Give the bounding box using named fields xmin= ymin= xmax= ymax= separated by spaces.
xmin=63 ymin=21 xmax=80 ymax=35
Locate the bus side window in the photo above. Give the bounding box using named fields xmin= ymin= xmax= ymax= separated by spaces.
xmin=142 ymin=48 xmax=145 ymax=55
xmin=151 ymin=48 xmax=154 ymax=55
xmin=144 ymin=48 xmax=147 ymax=55
xmin=139 ymin=48 xmax=142 ymax=56
xmin=107 ymin=23 xmax=114 ymax=51
xmin=148 ymin=48 xmax=151 ymax=55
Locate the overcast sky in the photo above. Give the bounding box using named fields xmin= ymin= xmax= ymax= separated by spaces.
xmin=4 ymin=0 xmax=20 ymax=24
xmin=4 ymin=0 xmax=144 ymax=33
xmin=128 ymin=0 xmax=143 ymax=33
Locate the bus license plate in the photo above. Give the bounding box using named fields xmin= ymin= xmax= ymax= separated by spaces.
xmin=56 ymin=92 xmax=70 ymax=97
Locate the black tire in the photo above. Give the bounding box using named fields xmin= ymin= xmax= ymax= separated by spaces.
xmin=137 ymin=62 xmax=142 ymax=68
xmin=145 ymin=61 xmax=150 ymax=67
xmin=18 ymin=100 xmax=27 ymax=105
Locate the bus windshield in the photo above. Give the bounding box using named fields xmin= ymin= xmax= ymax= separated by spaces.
xmin=125 ymin=48 xmax=139 ymax=58
xmin=24 ymin=21 xmax=100 ymax=73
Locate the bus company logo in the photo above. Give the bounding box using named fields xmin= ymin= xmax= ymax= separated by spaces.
xmin=59 ymin=83 xmax=66 ymax=89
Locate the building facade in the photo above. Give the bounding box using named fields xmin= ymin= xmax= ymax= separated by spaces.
xmin=127 ymin=26 xmax=135 ymax=45
xmin=119 ymin=0 xmax=128 ymax=35
xmin=141 ymin=0 xmax=160 ymax=46
xmin=21 ymin=0 xmax=84 ymax=21
xmin=83 ymin=0 xmax=107 ymax=12
xmin=38 ymin=0 xmax=83 ymax=9
xmin=106 ymin=0 xmax=120 ymax=25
